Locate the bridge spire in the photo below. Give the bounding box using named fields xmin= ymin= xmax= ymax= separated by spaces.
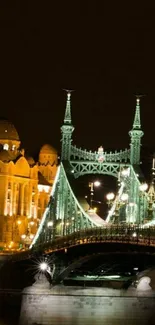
xmin=129 ymin=96 xmax=144 ymax=165
xmin=133 ymin=97 xmax=141 ymax=129
xmin=61 ymin=90 xmax=74 ymax=161
xmin=64 ymin=91 xmax=72 ymax=124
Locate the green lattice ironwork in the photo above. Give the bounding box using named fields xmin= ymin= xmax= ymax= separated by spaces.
xmin=60 ymin=92 xmax=150 ymax=225
xmin=31 ymin=93 xmax=155 ymax=250
xmin=30 ymin=163 xmax=105 ymax=248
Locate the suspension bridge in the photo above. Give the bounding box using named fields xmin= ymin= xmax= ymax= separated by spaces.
xmin=23 ymin=92 xmax=155 ymax=256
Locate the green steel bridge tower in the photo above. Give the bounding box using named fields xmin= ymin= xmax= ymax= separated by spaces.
xmin=30 ymin=92 xmax=155 ymax=249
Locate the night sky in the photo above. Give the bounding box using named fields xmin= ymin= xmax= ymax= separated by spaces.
xmin=0 ymin=1 xmax=155 ymax=164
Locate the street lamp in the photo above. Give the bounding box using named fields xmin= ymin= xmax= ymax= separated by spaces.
xmin=93 ymin=181 xmax=101 ymax=187
xmin=106 ymin=192 xmax=115 ymax=201
xmin=106 ymin=192 xmax=115 ymax=204
xmin=139 ymin=183 xmax=148 ymax=192
xmin=120 ymin=193 xmax=128 ymax=202
xmin=89 ymin=181 xmax=101 ymax=208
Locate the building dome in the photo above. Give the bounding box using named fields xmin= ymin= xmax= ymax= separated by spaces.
xmin=0 ymin=119 xmax=20 ymax=141
xmin=26 ymin=156 xmax=35 ymax=166
xmin=39 ymin=144 xmax=57 ymax=155
xmin=39 ymin=144 xmax=57 ymax=165
xmin=0 ymin=149 xmax=11 ymax=162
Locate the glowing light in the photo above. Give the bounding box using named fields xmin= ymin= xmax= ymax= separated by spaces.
xmin=38 ymin=184 xmax=50 ymax=193
xmin=30 ymin=234 xmax=34 ymax=239
xmin=132 ymin=232 xmax=137 ymax=237
xmin=47 ymin=221 xmax=53 ymax=227
xmin=136 ymin=98 xmax=140 ymax=104
xmin=17 ymin=220 xmax=21 ymax=225
xmin=30 ymin=221 xmax=35 ymax=226
xmin=30 ymin=166 xmax=61 ymax=249
xmin=139 ymin=183 xmax=148 ymax=192
xmin=3 ymin=143 xmax=9 ymax=150
xmin=121 ymin=193 xmax=128 ymax=201
xmin=106 ymin=192 xmax=115 ymax=201
xmin=102 ymin=275 xmax=121 ymax=279
xmin=121 ymin=168 xmax=130 ymax=177
xmin=21 ymin=234 xmax=26 ymax=239
xmin=94 ymin=181 xmax=101 ymax=187
xmin=129 ymin=202 xmax=135 ymax=207
xmin=40 ymin=262 xmax=48 ymax=271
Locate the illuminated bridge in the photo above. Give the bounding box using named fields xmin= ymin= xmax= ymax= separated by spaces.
xmin=7 ymin=92 xmax=155 ymax=266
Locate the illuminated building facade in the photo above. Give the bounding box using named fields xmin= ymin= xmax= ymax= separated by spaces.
xmin=0 ymin=119 xmax=58 ymax=250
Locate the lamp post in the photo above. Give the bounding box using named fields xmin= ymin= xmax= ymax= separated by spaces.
xmin=89 ymin=181 xmax=101 ymax=209
xmin=106 ymin=192 xmax=115 ymax=205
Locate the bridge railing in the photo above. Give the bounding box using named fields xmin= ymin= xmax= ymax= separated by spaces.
xmin=32 ymin=226 xmax=155 ymax=254
xmin=9 ymin=226 xmax=155 ymax=262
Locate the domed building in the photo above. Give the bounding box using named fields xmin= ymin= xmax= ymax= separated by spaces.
xmin=0 ymin=119 xmax=58 ymax=251
xmin=38 ymin=144 xmax=58 ymax=184
xmin=0 ymin=119 xmax=20 ymax=152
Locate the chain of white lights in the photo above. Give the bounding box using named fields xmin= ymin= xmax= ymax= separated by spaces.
xmin=30 ymin=165 xmax=61 ymax=249
xmin=106 ymin=181 xmax=125 ymax=223
xmin=61 ymin=164 xmax=105 ymax=227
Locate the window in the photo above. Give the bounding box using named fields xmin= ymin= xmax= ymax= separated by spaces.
xmin=3 ymin=143 xmax=9 ymax=150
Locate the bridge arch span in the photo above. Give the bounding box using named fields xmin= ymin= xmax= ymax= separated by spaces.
xmin=54 ymin=246 xmax=155 ymax=285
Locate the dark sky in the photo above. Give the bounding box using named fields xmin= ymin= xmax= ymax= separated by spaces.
xmin=0 ymin=1 xmax=155 ymax=160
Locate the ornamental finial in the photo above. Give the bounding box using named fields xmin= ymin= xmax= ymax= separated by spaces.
xmin=132 ymin=95 xmax=143 ymax=130
xmin=63 ymin=89 xmax=74 ymax=125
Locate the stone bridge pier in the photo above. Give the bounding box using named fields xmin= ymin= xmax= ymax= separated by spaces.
xmin=19 ymin=273 xmax=155 ymax=325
